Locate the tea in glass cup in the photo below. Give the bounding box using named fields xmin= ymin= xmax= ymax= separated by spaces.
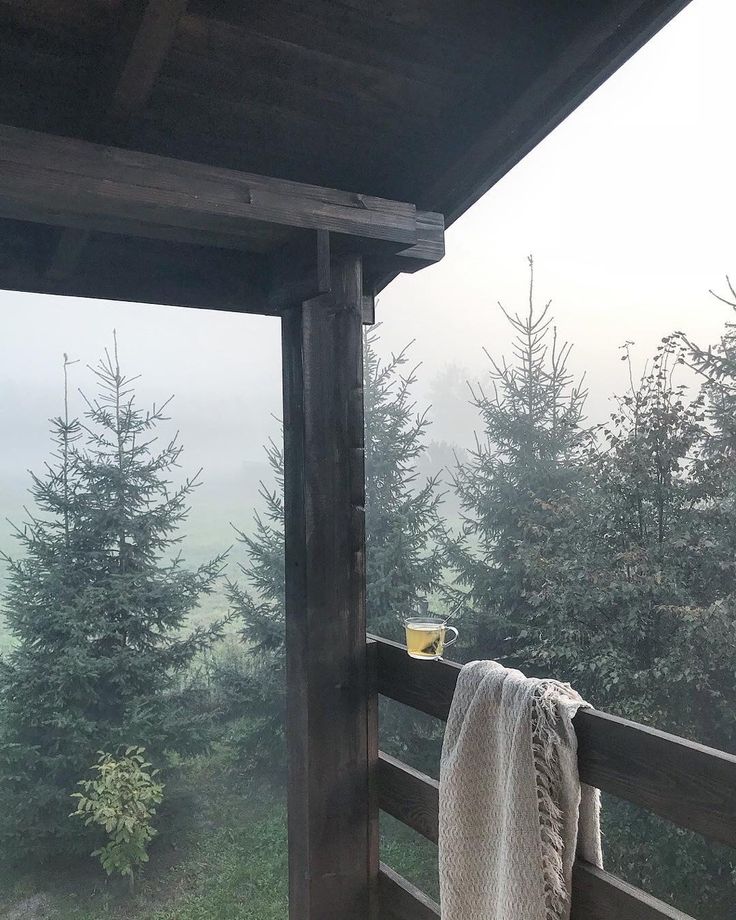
xmin=404 ymin=616 xmax=458 ymax=660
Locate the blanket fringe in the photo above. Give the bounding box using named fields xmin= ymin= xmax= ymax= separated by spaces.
xmin=531 ymin=683 xmax=570 ymax=920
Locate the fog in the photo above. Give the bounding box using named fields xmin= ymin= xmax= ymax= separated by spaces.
xmin=1 ymin=0 xmax=734 ymax=564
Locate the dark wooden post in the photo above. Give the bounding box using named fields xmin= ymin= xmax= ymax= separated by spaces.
xmin=281 ymin=254 xmax=370 ymax=920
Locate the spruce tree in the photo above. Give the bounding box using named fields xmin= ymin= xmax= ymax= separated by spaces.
xmin=0 ymin=340 xmax=226 ymax=860
xmin=227 ymin=330 xmax=446 ymax=770
xmin=444 ymin=257 xmax=588 ymax=662
xmin=363 ymin=330 xmax=445 ymax=638
xmin=224 ymin=440 xmax=286 ymax=770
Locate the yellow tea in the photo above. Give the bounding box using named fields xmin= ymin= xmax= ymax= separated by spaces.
xmin=406 ymin=622 xmax=446 ymax=659
xmin=404 ymin=617 xmax=458 ymax=660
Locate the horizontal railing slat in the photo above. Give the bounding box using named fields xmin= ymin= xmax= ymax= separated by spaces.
xmin=370 ymin=634 xmax=736 ymax=848
xmin=571 ymin=863 xmax=695 ymax=920
xmin=370 ymin=633 xmax=460 ymax=721
xmin=378 ymin=751 xmax=696 ymax=920
xmin=378 ymin=863 xmax=440 ymax=920
xmin=379 ymin=752 xmax=439 ymax=843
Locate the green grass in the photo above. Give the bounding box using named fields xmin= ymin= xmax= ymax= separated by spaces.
xmin=381 ymin=815 xmax=439 ymax=901
xmin=0 ymin=744 xmax=439 ymax=920
xmin=0 ymin=751 xmax=288 ymax=920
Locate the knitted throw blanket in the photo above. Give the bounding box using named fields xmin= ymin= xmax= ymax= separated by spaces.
xmin=439 ymin=661 xmax=602 ymax=920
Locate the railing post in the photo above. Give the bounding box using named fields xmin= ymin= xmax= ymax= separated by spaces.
xmin=367 ymin=638 xmax=380 ymax=920
xmin=281 ymin=253 xmax=370 ymax=920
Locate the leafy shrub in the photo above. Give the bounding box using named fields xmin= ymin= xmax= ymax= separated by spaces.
xmin=71 ymin=747 xmax=164 ymax=886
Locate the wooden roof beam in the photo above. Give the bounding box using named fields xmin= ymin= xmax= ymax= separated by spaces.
xmin=102 ymin=0 xmax=189 ymax=130
xmin=48 ymin=0 xmax=188 ymax=280
xmin=0 ymin=124 xmax=444 ymax=263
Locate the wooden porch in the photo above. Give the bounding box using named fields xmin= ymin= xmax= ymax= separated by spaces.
xmin=1 ymin=1 xmax=733 ymax=918
xmin=371 ymin=636 xmax=736 ymax=920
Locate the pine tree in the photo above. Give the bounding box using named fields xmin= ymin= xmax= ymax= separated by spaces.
xmin=224 ymin=440 xmax=286 ymax=770
xmin=444 ymin=257 xmax=588 ymax=662
xmin=364 ymin=330 xmax=445 ymax=638
xmin=0 ymin=340 xmax=226 ymax=860
xmin=227 ymin=330 xmax=446 ymax=770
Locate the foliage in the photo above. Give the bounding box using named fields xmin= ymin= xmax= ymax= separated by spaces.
xmin=228 ymin=329 xmax=447 ymax=771
xmin=444 ymin=256 xmax=588 ymax=662
xmin=1 ymin=751 xmax=289 ymax=920
xmin=363 ymin=329 xmax=445 ymax=639
xmin=71 ymin=747 xmax=163 ymax=884
xmin=0 ymin=339 xmax=227 ymax=859
xmin=510 ymin=333 xmax=736 ymax=913
xmin=225 ymin=439 xmax=286 ymax=774
xmin=447 ymin=262 xmax=736 ymax=914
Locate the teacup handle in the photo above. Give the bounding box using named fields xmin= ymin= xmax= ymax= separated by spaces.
xmin=444 ymin=625 xmax=458 ymax=648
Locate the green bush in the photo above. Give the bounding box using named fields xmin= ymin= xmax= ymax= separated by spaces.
xmin=71 ymin=747 xmax=164 ymax=886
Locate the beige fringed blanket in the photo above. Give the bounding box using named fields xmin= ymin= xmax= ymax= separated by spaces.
xmin=439 ymin=660 xmax=602 ymax=920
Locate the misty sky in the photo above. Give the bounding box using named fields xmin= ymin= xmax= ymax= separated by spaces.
xmin=1 ymin=0 xmax=735 ymax=557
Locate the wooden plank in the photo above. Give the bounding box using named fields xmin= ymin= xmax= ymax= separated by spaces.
xmin=571 ymin=863 xmax=695 ymax=920
xmin=368 ymin=640 xmax=380 ymax=920
xmin=420 ymin=0 xmax=694 ymax=223
xmin=34 ymin=199 xmax=293 ymax=259
xmin=49 ymin=0 xmax=189 ymax=277
xmin=104 ymin=0 xmax=188 ymax=128
xmin=0 ymin=218 xmax=274 ymax=314
xmin=370 ymin=634 xmax=460 ymax=722
xmin=378 ymin=864 xmax=440 ymax=920
xmin=0 ymin=124 xmax=444 ymax=257
xmin=137 ymin=73 xmax=413 ymax=198
xmin=185 ymin=0 xmax=491 ymax=85
xmin=378 ymin=752 xmax=438 ymax=844
xmin=282 ymin=256 xmax=369 ymax=920
xmin=575 ymin=709 xmax=736 ymax=849
xmin=167 ymin=14 xmax=446 ymax=131
xmin=371 ymin=636 xmax=736 ymax=848
xmin=378 ymin=754 xmax=696 ymax=920
xmin=371 ymin=0 xmax=693 ymax=297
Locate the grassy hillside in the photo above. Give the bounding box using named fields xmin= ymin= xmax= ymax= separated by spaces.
xmin=0 ymin=744 xmax=438 ymax=920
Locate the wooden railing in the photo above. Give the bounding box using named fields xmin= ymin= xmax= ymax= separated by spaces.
xmin=368 ymin=635 xmax=736 ymax=920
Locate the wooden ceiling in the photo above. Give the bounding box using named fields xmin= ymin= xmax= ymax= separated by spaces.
xmin=0 ymin=0 xmax=692 ymax=313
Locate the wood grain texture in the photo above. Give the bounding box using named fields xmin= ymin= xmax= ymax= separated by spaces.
xmin=104 ymin=0 xmax=188 ymax=128
xmin=571 ymin=863 xmax=695 ymax=920
xmin=378 ymin=755 xmax=697 ymax=920
xmin=371 ymin=635 xmax=736 ymax=848
xmin=575 ymin=709 xmax=736 ymax=848
xmin=0 ymin=124 xmax=443 ymax=257
xmin=0 ymin=218 xmax=272 ymax=313
xmin=368 ymin=640 xmax=380 ymax=920
xmin=420 ymin=0 xmax=694 ymax=223
xmin=49 ymin=0 xmax=189 ymax=277
xmin=282 ymin=256 xmax=369 ymax=920
xmin=378 ymin=752 xmax=438 ymax=844
xmin=378 ymin=864 xmax=440 ymax=920
xmin=0 ymin=0 xmax=696 ymax=216
xmin=370 ymin=633 xmax=460 ymax=721
xmin=0 ymin=0 xmax=692 ymax=310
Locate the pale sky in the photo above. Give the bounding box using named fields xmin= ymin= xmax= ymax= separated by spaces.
xmin=379 ymin=0 xmax=735 ymax=431
xmin=1 ymin=0 xmax=734 ymax=554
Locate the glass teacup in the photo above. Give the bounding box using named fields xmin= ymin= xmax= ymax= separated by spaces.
xmin=404 ymin=616 xmax=458 ymax=660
